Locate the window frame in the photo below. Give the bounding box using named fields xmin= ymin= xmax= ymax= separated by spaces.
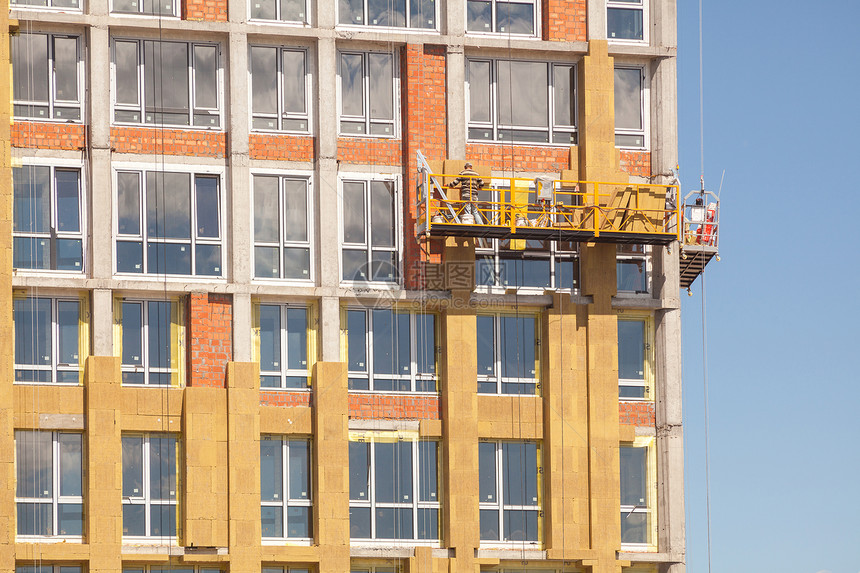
xmin=123 ymin=567 xmax=222 ymax=573
xmin=337 ymin=50 xmax=400 ymax=138
xmin=110 ymin=0 xmax=179 ymax=16
xmin=121 ymin=433 xmax=179 ymax=541
xmin=607 ymin=0 xmax=648 ymax=43
xmin=617 ymin=313 xmax=653 ymax=401
xmin=12 ymin=32 xmax=83 ymax=122
xmin=247 ymin=0 xmax=310 ymax=23
xmin=110 ymin=37 xmax=223 ymax=129
xmin=478 ymin=440 xmax=542 ymax=545
xmin=476 ymin=312 xmax=540 ymax=395
xmin=16 ymin=566 xmax=84 ymax=573
xmin=10 ymin=0 xmax=84 ymax=10
xmin=260 ymin=436 xmax=313 ymax=541
xmin=614 ymin=64 xmax=649 ymax=149
xmin=15 ymin=430 xmax=84 ymax=540
xmin=112 ymin=164 xmax=226 ymax=278
xmin=249 ymin=45 xmax=311 ymax=133
xmin=13 ymin=295 xmax=87 ymax=385
xmin=256 ymin=302 xmax=314 ymax=390
xmin=616 ymin=243 xmax=649 ymax=295
xmin=620 ymin=437 xmax=657 ymax=549
xmin=465 ymin=0 xmax=539 ymax=37
xmin=348 ymin=431 xmax=441 ymax=544
xmin=251 ymin=170 xmax=314 ymax=282
xmin=116 ymin=297 xmax=185 ymax=387
xmin=339 ymin=175 xmax=401 ymax=285
xmin=346 ymin=307 xmax=438 ymax=394
xmin=336 ymin=0 xmax=439 ymax=30
xmin=466 ymin=58 xmax=577 ymax=145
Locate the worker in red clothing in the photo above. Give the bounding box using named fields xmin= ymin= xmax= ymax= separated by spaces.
xmin=448 ymin=162 xmax=483 ymax=223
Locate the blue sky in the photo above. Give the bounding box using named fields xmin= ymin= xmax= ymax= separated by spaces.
xmin=677 ymin=1 xmax=860 ymax=571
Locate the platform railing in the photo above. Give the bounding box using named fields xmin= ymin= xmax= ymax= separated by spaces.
xmin=681 ymin=190 xmax=719 ymax=250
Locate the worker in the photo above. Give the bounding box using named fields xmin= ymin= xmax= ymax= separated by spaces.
xmin=448 ymin=162 xmax=483 ymax=224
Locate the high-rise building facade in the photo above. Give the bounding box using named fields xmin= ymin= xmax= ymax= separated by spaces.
xmin=0 ymin=0 xmax=688 ymax=572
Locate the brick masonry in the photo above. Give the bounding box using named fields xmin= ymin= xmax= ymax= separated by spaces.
xmin=11 ymin=121 xmax=87 ymax=151
xmin=260 ymin=391 xmax=312 ymax=408
xmin=465 ymin=143 xmax=571 ymax=173
xmin=183 ymin=0 xmax=228 ymax=21
xmin=337 ymin=137 xmax=403 ymax=165
xmin=187 ymin=292 xmax=233 ymax=388
xmin=249 ymin=133 xmax=315 ymax=161
xmin=542 ymin=0 xmax=587 ymax=41
xmin=619 ymin=150 xmax=652 ymax=177
xmin=618 ymin=400 xmax=656 ymax=426
xmin=349 ymin=393 xmax=441 ymax=420
xmin=111 ymin=127 xmax=227 ymax=158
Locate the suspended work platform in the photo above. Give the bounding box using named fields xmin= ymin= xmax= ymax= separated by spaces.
xmin=679 ymin=189 xmax=720 ymax=289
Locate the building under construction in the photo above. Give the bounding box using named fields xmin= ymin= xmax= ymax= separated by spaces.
xmin=0 ymin=0 xmax=718 ymax=572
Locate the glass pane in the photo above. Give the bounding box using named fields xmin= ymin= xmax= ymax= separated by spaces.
xmin=121 ymin=302 xmax=143 ymax=367
xmin=13 ymin=237 xmax=48 ymax=270
xmin=371 ymin=309 xmax=394 ymax=375
xmin=500 ymin=316 xmax=536 ymax=379
xmin=118 ymin=172 xmax=141 ymax=236
xmin=288 ymin=439 xmax=310 ymax=499
xmin=13 ymin=165 xmax=50 ymax=233
xmin=479 ymin=508 xmax=499 ymax=540
xmin=476 ymin=315 xmax=495 ymax=377
xmin=347 ymin=310 xmax=367 ymax=372
xmin=261 ymin=505 xmax=284 ymax=537
xmin=59 ymin=433 xmax=83 ymax=496
xmin=150 ymin=504 xmax=177 ymax=536
xmin=250 ymin=0 xmax=276 ymax=18
xmin=54 ymin=37 xmax=79 ymax=102
xmin=342 ymin=181 xmax=366 ymax=244
xmin=370 ymin=250 xmax=397 ymax=282
xmin=504 ymin=508 xmax=538 ymax=541
xmin=500 ymin=257 xmax=550 ymax=288
xmin=375 ymin=507 xmax=412 ymax=539
xmin=260 ymin=437 xmax=283 ymax=501
xmin=287 ymin=506 xmax=310 ymax=537
xmin=496 ymin=1 xmax=533 ymax=34
xmin=57 ymin=301 xmax=80 ymax=367
xmin=466 ymin=0 xmax=491 ymax=32
xmin=196 ymin=176 xmax=220 ymax=238
xmin=259 ymin=305 xmax=281 ymax=373
xmin=149 ymin=435 xmax=177 ymax=500
xmin=349 ymin=506 xmax=371 ymax=538
xmin=283 ymin=178 xmax=308 ymax=242
xmin=418 ymin=441 xmax=437 ymax=501
xmin=56 ymin=170 xmax=81 ymax=233
xmin=16 ymin=431 xmax=53 ymax=498
xmin=502 ymin=442 xmax=538 ymax=506
xmin=57 ymin=503 xmax=83 ymax=535
xmin=193 ymin=45 xmax=218 ymax=109
xmin=416 ymin=313 xmax=435 ymax=375
xmin=370 ymin=180 xmax=394 ymax=247
xmin=14 ymin=298 xmax=51 ymax=368
xmin=340 ymin=53 xmax=364 ymax=117
xmin=468 ymin=60 xmax=491 ymax=123
xmin=553 ymin=64 xmax=575 ymax=127
xmin=342 ymin=249 xmax=368 ymax=281
xmin=251 ymin=47 xmax=278 ymax=115
xmin=144 ymin=41 xmax=190 ymax=116
xmin=122 ymin=436 xmax=143 ymax=497
xmin=280 ymin=0 xmax=305 ymax=20
xmin=614 ymin=67 xmax=643 ymax=131
xmin=417 ymin=507 xmax=438 ymax=539
xmin=338 ymin=0 xmax=363 ymax=24
xmin=283 ymin=247 xmax=310 ymax=279
xmin=13 ymin=34 xmax=49 ymax=103
xmin=123 ymin=504 xmax=145 ymax=536
xmin=618 ymin=320 xmax=645 ymax=380
xmin=621 ymin=510 xmax=648 ymax=544
xmin=146 ymin=172 xmax=191 ymax=239
xmin=195 ymin=244 xmax=221 ymax=276
xmin=410 ymin=0 xmax=435 ymax=28
xmin=368 ymin=0 xmax=405 ymax=26
xmin=115 ymin=41 xmax=140 ymax=107
xmin=368 ymin=53 xmax=393 ymax=120
xmin=255 ymin=246 xmax=279 ymax=278
xmin=498 ymin=61 xmax=547 ymax=128
xmin=18 ymin=502 xmax=52 ymax=535
xmin=282 ymin=49 xmax=307 ymax=114
xmin=620 ymin=446 xmax=647 ymax=506
xmin=479 ymin=442 xmax=496 ymax=502
xmin=608 ymin=7 xmax=644 ymax=40
xmin=375 ymin=441 xmax=412 ymax=503
xmin=147 ymin=241 xmax=191 ymax=276
xmin=286 ymin=308 xmax=307 ymax=370
xmin=348 ymin=441 xmax=369 ymax=500
xmin=254 ymin=175 xmax=280 ymax=243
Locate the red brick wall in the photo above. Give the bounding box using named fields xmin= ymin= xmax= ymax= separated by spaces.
xmin=349 ymin=394 xmax=441 ymax=420
xmin=618 ymin=401 xmax=655 ymax=426
xmin=619 ymin=150 xmax=652 ymax=178
xmin=337 ymin=137 xmax=403 ymax=165
xmin=542 ymin=0 xmax=587 ymax=41
xmin=187 ymin=293 xmax=232 ymax=388
xmin=249 ymin=133 xmax=315 ymax=161
xmin=12 ymin=122 xmax=86 ymax=151
xmin=111 ymin=127 xmax=226 ymax=158
xmin=466 ymin=143 xmax=571 ymax=173
xmin=183 ymin=0 xmax=228 ymax=21
xmin=260 ymin=391 xmax=312 ymax=408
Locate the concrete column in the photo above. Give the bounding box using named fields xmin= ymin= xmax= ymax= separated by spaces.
xmin=586 ymin=0 xmax=607 ymax=40
xmin=89 ymin=25 xmax=113 ymax=280
xmin=228 ymin=30 xmax=252 ymax=286
xmin=445 ymin=45 xmax=466 ymax=158
xmin=445 ymin=0 xmax=465 ymax=36
xmin=92 ymin=288 xmax=114 ymax=357
xmin=233 ymin=291 xmax=253 ymax=362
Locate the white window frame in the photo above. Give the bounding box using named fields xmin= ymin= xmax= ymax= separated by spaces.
xmin=478 ymin=441 xmax=541 ymax=546
xmin=13 ymin=296 xmax=84 ymax=385
xmin=123 ymin=567 xmax=222 ymax=573
xmin=10 ymin=0 xmax=83 ymax=10
xmin=121 ymin=433 xmax=179 ymax=541
xmin=249 ymin=45 xmax=311 ymax=133
xmin=13 ymin=160 xmax=86 ymax=274
xmin=337 ymin=50 xmax=400 ymax=138
xmin=607 ymin=0 xmax=648 ymax=43
xmin=112 ymin=164 xmax=226 ymax=279
xmin=616 ymin=243 xmax=650 ymax=295
xmin=476 ymin=313 xmax=539 ymax=395
xmin=465 ymin=0 xmax=539 ymax=37
xmin=466 ymin=58 xmax=576 ymax=145
xmin=110 ymin=0 xmax=178 ymax=16
xmin=614 ymin=64 xmax=649 ymax=149
xmin=118 ymin=298 xmax=181 ymax=386
xmin=620 ymin=437 xmax=657 ymax=550
xmin=617 ymin=313 xmax=653 ymax=400
xmin=260 ymin=436 xmax=313 ymax=541
xmin=110 ymin=38 xmax=223 ymax=129
xmin=15 ymin=430 xmax=84 ymax=541
xmin=336 ymin=0 xmax=439 ymax=30
xmin=348 ymin=431 xmax=440 ymax=544
xmin=257 ymin=303 xmax=312 ymax=389
xmin=17 ymin=566 xmax=84 ymax=573
xmin=262 ymin=568 xmax=312 ymax=573
xmin=247 ymin=0 xmax=310 ymax=23
xmin=339 ymin=174 xmax=401 ymax=286
xmin=251 ymin=170 xmax=314 ymax=282
xmin=12 ymin=32 xmax=83 ymax=122
xmin=346 ymin=308 xmax=438 ymax=394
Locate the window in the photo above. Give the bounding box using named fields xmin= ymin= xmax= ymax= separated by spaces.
xmin=111 ymin=0 xmax=177 ymax=16
xmin=118 ymin=299 xmax=183 ymax=386
xmin=618 ymin=316 xmax=651 ymax=400
xmin=477 ymin=239 xmax=578 ymax=289
xmin=620 ymin=441 xmax=654 ymax=546
xmin=466 ymin=0 xmax=537 ymax=35
xmin=341 ymin=178 xmax=399 ymax=283
xmin=122 ymin=434 xmax=178 ymax=538
xmin=249 ymin=0 xmax=307 ymax=22
xmin=257 ymin=304 xmax=311 ymax=389
xmin=124 ymin=567 xmax=221 ymax=573
xmin=479 ymin=441 xmax=540 ymax=543
xmin=260 ymin=437 xmax=312 ymax=539
xmin=338 ymin=0 xmax=436 ymax=29
xmin=14 ymin=296 xmax=85 ymax=384
xmin=347 ymin=309 xmax=436 ymax=392
xmin=17 ymin=567 xmax=83 ymax=573
xmin=250 ymin=46 xmax=309 ymax=132
xmin=115 ymin=169 xmax=223 ymax=277
xmin=617 ymin=244 xmax=647 ymax=293
xmin=467 ymin=59 xmax=575 ymax=144
xmin=253 ymin=174 xmax=312 ymax=280
xmin=614 ymin=66 xmax=646 ymax=148
xmin=13 ymin=165 xmax=84 ymax=272
xmin=477 ymin=314 xmax=538 ymax=395
xmin=607 ymin=0 xmax=645 ymax=42
xmin=15 ymin=431 xmax=83 ymax=538
xmin=349 ymin=434 xmax=439 ymax=541
xmin=12 ymin=33 xmax=81 ymax=121
xmin=263 ymin=568 xmax=311 ymax=573
xmin=338 ymin=51 xmax=397 ymax=137
xmin=113 ymin=39 xmax=221 ymax=128
xmin=12 ymin=0 xmax=81 ymax=8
